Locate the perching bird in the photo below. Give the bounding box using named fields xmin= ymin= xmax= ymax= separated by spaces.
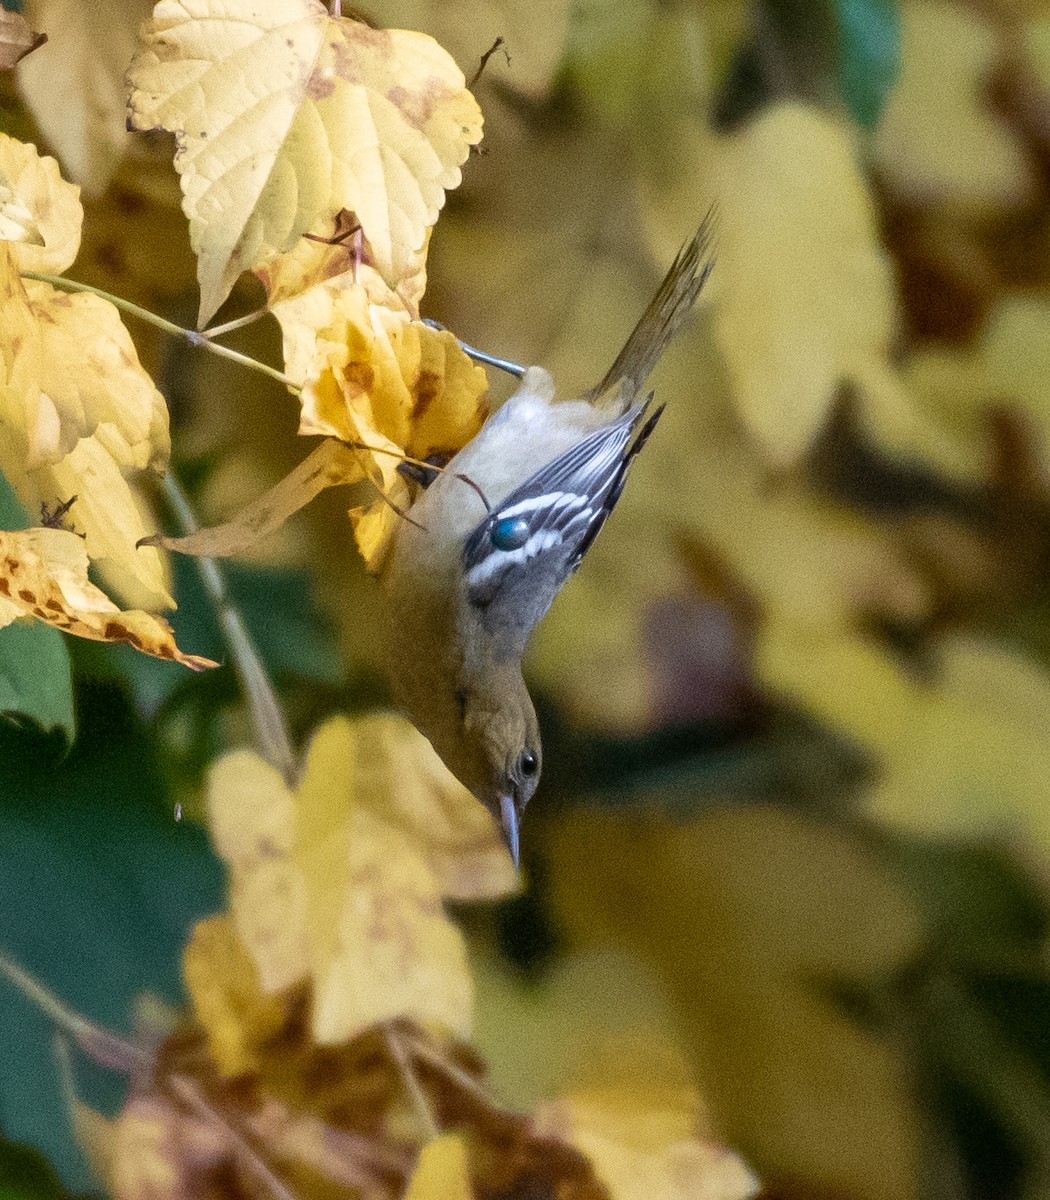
xmin=380 ymin=220 xmax=715 ymax=866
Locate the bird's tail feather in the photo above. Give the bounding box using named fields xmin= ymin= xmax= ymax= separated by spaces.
xmin=585 ymin=209 xmax=717 ymax=406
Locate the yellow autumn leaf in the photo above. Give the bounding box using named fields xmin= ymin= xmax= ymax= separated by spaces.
xmin=126 ymin=0 xmax=483 ymax=325
xmin=546 ymin=805 xmax=924 ymax=1200
xmin=403 ymin=1134 xmax=472 ymax=1200
xmin=17 ymin=0 xmax=153 ymax=195
xmin=256 ymin=211 xmax=429 ymax=315
xmin=0 ymin=133 xmax=81 ymax=273
xmin=0 ymin=10 xmax=46 ymax=70
xmin=283 ymin=284 xmax=488 ymax=568
xmin=764 ymin=621 xmax=1050 ymax=863
xmin=377 ymin=0 xmax=572 ymax=100
xmin=206 ymin=751 xmax=310 ymax=995
xmin=328 ymin=713 xmax=517 ymax=899
xmin=714 ymin=101 xmax=897 ymax=464
xmin=0 ymin=527 xmax=214 ymax=669
xmin=533 ymin=1087 xmax=759 ymax=1200
xmin=876 ymin=1 xmax=1035 ymax=214
xmin=295 ymin=715 xmax=475 ymax=1044
xmin=183 ymin=914 xmax=292 ymax=1076
xmin=0 ymin=242 xmax=172 ymax=607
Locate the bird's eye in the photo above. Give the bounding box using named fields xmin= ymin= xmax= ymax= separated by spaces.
xmin=518 ymin=750 xmax=539 ymax=777
xmin=492 ymin=516 xmax=530 ymax=551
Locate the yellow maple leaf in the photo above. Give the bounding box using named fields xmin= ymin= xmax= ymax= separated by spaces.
xmin=404 ymin=1134 xmax=472 ymax=1200
xmin=17 ymin=0 xmax=153 ymax=195
xmin=282 ymin=284 xmax=488 ymax=569
xmin=126 ymin=0 xmax=483 ymax=326
xmin=206 ymin=751 xmax=310 ymax=995
xmin=312 ymin=713 xmax=517 ymax=900
xmin=183 ymin=914 xmax=293 ymax=1076
xmin=0 ymin=9 xmax=46 ymax=70
xmin=296 ymin=716 xmax=475 ymax=1044
xmin=203 ymin=714 xmax=508 ymax=1048
xmin=714 ymin=101 xmax=897 ymax=465
xmin=0 ymin=243 xmax=172 ymax=607
xmin=0 ymin=527 xmax=214 ymax=668
xmin=0 ymin=132 xmax=81 ymax=273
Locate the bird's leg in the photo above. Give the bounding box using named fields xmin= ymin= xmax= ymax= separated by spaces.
xmin=421 ymin=318 xmax=526 ymax=379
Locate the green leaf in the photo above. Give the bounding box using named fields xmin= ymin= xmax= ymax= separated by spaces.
xmin=0 ymin=624 xmax=74 ymax=739
xmin=0 ymin=474 xmax=75 ymax=739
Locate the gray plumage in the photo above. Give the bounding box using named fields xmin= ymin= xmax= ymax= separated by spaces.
xmin=378 ymin=219 xmax=716 ymax=864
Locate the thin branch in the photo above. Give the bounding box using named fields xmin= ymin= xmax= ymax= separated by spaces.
xmin=384 ymin=1024 xmax=440 ymax=1141
xmin=19 ymin=272 xmax=298 ymax=393
xmin=202 ymin=308 xmax=270 ymax=339
xmin=404 ymin=1032 xmax=503 ymax=1117
xmin=0 ymin=952 xmax=149 ymax=1074
xmin=167 ymin=1074 xmax=300 ymax=1200
xmin=162 ymin=472 xmax=296 ymax=782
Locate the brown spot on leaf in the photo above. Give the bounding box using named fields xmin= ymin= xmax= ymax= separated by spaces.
xmin=44 ymin=598 xmax=63 ymax=612
xmin=0 ymin=580 xmax=9 ymax=596
xmin=17 ymin=589 xmax=35 ymax=604
xmin=342 ymin=360 xmax=375 ymax=397
xmin=411 ymin=369 xmax=441 ymax=420
xmin=386 ymin=79 xmax=448 ymax=130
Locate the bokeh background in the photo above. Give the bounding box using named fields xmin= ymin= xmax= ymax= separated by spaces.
xmin=6 ymin=0 xmax=1050 ymax=1197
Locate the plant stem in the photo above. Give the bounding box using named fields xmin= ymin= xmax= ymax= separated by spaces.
xmin=385 ymin=1024 xmax=440 ymax=1141
xmin=162 ymin=473 xmax=296 ymax=783
xmin=203 ymin=307 xmax=270 ymax=339
xmin=0 ymin=953 xmax=149 ymax=1073
xmin=20 ymin=272 xmax=298 ymax=393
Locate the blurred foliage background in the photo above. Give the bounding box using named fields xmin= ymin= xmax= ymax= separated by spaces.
xmin=7 ymin=0 xmax=1050 ymax=1197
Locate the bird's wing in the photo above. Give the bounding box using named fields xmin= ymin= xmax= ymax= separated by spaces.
xmin=461 ymin=398 xmax=663 ymax=654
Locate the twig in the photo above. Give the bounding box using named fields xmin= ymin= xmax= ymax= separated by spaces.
xmin=168 ymin=1074 xmax=300 ymax=1200
xmin=384 ymin=1024 xmax=440 ymax=1141
xmin=202 ymin=308 xmax=270 ymax=339
xmin=162 ymin=472 xmax=296 ymax=782
xmin=470 ymin=36 xmax=509 ymax=89
xmin=19 ymin=273 xmax=298 ymax=393
xmin=0 ymin=952 xmax=149 ymax=1074
xmin=403 ymin=1032 xmax=503 ymax=1117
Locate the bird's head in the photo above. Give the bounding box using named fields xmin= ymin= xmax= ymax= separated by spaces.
xmin=449 ymin=663 xmax=541 ymax=868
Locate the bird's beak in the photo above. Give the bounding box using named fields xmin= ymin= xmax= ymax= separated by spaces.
xmin=499 ymin=794 xmax=520 ymax=869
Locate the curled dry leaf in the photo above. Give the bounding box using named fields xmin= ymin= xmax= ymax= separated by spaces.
xmin=0 ymin=132 xmax=81 ymax=274
xmin=141 ymin=439 xmax=362 ymax=560
xmin=126 ymin=0 xmax=484 ymax=325
xmin=286 ymin=285 xmax=488 ymax=568
xmin=0 ymin=527 xmax=215 ymax=669
xmin=0 ymin=10 xmax=46 ymax=70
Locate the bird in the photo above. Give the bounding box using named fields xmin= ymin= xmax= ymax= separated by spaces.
xmin=379 ymin=219 xmax=715 ymax=867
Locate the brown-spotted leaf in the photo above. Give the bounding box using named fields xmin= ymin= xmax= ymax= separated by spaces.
xmin=126 ymin=0 xmax=483 ymax=325
xmin=282 ymin=284 xmax=487 ymax=569
xmin=0 ymin=527 xmax=215 ymax=669
xmin=0 ymin=133 xmax=81 ymax=273
xmin=0 ymin=11 xmax=46 ymax=71
xmin=0 ymin=244 xmax=172 ymax=608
